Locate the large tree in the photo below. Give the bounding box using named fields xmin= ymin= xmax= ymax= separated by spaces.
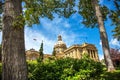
xmin=78 ymin=0 xmax=115 ymax=71
xmin=1 ymin=0 xmax=75 ymax=79
xmin=2 ymin=0 xmax=27 ymax=80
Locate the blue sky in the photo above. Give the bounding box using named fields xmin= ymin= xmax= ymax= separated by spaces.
xmin=24 ymin=12 xmax=119 ymax=60
xmin=0 ymin=0 xmax=120 ymax=60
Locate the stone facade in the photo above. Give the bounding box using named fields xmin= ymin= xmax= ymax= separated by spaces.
xmin=54 ymin=35 xmax=99 ymax=61
xmin=26 ymin=48 xmax=52 ymax=60
xmin=26 ymin=48 xmax=39 ymax=60
xmin=64 ymin=43 xmax=99 ymax=61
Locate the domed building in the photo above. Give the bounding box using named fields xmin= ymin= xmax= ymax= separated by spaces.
xmin=26 ymin=35 xmax=99 ymax=61
xmin=54 ymin=35 xmax=67 ymax=58
xmin=53 ymin=35 xmax=99 ymax=61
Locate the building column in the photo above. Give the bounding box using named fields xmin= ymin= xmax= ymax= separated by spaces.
xmin=69 ymin=52 xmax=71 ymax=57
xmin=93 ymin=50 xmax=96 ymax=60
xmin=75 ymin=49 xmax=77 ymax=58
xmin=77 ymin=49 xmax=80 ymax=59
xmin=72 ymin=51 xmax=74 ymax=58
xmin=94 ymin=50 xmax=96 ymax=60
xmin=94 ymin=51 xmax=96 ymax=59
xmin=70 ymin=52 xmax=72 ymax=57
xmin=68 ymin=53 xmax=70 ymax=57
xmin=95 ymin=51 xmax=99 ymax=61
xmin=92 ymin=50 xmax=94 ymax=58
xmin=73 ymin=50 xmax=76 ymax=58
xmin=90 ymin=50 xmax=93 ymax=59
xmin=71 ymin=51 xmax=73 ymax=58
xmin=89 ymin=50 xmax=91 ymax=58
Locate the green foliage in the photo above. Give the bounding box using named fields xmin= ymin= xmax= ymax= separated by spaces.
xmin=23 ymin=0 xmax=76 ymax=26
xmin=110 ymin=10 xmax=120 ymax=40
xmin=108 ymin=0 xmax=120 ymax=40
xmin=78 ymin=0 xmax=97 ymax=28
xmin=116 ymin=65 xmax=120 ymax=70
xmin=112 ymin=25 xmax=120 ymax=40
xmin=12 ymin=14 xmax=25 ymax=29
xmin=28 ymin=56 xmax=104 ymax=80
xmin=1 ymin=0 xmax=76 ymax=29
xmin=101 ymin=70 xmax=120 ymax=80
xmin=0 ymin=1 xmax=4 ymax=14
xmin=0 ymin=59 xmax=119 ymax=80
xmin=27 ymin=60 xmax=38 ymax=80
xmin=78 ymin=0 xmax=109 ymax=28
xmin=110 ymin=11 xmax=120 ymax=41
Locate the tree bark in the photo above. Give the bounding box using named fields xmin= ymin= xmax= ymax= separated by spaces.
xmin=2 ymin=0 xmax=27 ymax=80
xmin=93 ymin=0 xmax=115 ymax=71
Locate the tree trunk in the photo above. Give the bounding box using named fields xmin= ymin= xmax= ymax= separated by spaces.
xmin=93 ymin=0 xmax=115 ymax=71
xmin=2 ymin=0 xmax=27 ymax=80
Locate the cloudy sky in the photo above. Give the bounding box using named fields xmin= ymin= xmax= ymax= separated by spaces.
xmin=0 ymin=0 xmax=120 ymax=60
xmin=24 ymin=14 xmax=119 ymax=60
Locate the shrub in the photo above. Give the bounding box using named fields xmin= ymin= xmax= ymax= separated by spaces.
xmin=27 ymin=60 xmax=38 ymax=80
xmin=0 ymin=57 xmax=119 ymax=80
xmin=28 ymin=56 xmax=104 ymax=80
xmin=60 ymin=56 xmax=104 ymax=80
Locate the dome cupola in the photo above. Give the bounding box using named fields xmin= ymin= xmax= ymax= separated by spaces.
xmin=54 ymin=35 xmax=67 ymax=54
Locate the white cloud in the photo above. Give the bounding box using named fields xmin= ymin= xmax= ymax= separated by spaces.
xmin=64 ymin=21 xmax=70 ymax=28
xmin=110 ymin=38 xmax=120 ymax=47
xmin=99 ymin=40 xmax=102 ymax=46
xmin=98 ymin=53 xmax=104 ymax=60
xmin=40 ymin=17 xmax=71 ymax=34
xmin=25 ymin=27 xmax=55 ymax=54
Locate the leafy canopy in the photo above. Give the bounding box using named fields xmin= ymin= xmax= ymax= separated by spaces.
xmin=23 ymin=0 xmax=76 ymax=26
xmin=0 ymin=0 xmax=76 ymax=28
xmin=78 ymin=0 xmax=109 ymax=28
xmin=108 ymin=0 xmax=120 ymax=40
xmin=0 ymin=0 xmax=119 ymax=39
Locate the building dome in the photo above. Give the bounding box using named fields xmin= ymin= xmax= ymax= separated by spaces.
xmin=54 ymin=35 xmax=67 ymax=54
xmin=54 ymin=35 xmax=67 ymax=48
